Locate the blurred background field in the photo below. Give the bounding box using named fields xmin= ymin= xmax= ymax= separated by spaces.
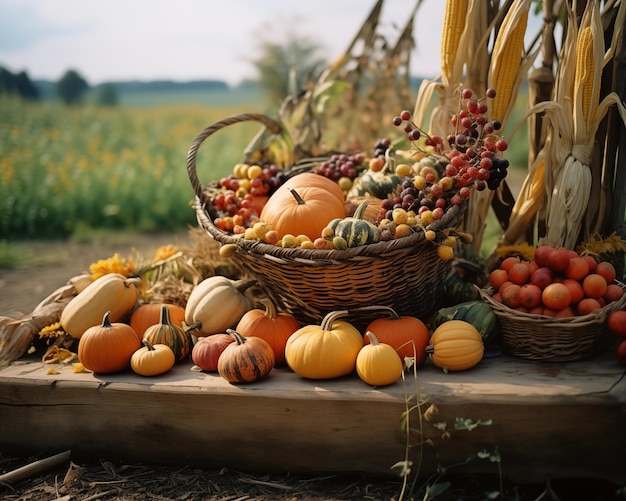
xmin=0 ymin=94 xmax=267 ymax=240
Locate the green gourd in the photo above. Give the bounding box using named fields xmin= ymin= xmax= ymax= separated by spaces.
xmin=326 ymin=200 xmax=380 ymax=247
xmin=143 ymin=305 xmax=193 ymax=362
xmin=432 ymin=300 xmax=498 ymax=343
xmin=349 ymin=151 xmax=403 ymax=199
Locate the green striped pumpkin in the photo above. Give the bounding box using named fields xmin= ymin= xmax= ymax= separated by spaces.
xmin=349 ymin=168 xmax=403 ymax=199
xmin=143 ymin=305 xmax=193 ymax=362
xmin=327 ymin=200 xmax=380 ymax=247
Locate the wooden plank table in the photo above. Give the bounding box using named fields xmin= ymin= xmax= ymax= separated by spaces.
xmin=1 ymin=351 xmax=624 ymax=485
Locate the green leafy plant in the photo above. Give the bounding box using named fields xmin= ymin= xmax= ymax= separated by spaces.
xmin=392 ymin=342 xmax=502 ymax=501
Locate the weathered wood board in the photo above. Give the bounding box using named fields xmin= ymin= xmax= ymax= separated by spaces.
xmin=0 ymin=351 xmax=624 ymax=484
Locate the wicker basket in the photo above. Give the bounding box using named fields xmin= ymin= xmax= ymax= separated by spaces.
xmin=477 ymin=284 xmax=626 ymax=362
xmin=186 ymin=113 xmax=466 ymax=328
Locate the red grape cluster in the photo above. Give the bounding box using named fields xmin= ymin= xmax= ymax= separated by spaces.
xmin=373 ymin=138 xmax=392 ymax=159
xmin=315 ymin=152 xmax=366 ymax=182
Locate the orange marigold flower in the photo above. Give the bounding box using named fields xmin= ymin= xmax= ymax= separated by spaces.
xmin=152 ymin=245 xmax=179 ymax=263
xmin=89 ymin=253 xmax=136 ymax=280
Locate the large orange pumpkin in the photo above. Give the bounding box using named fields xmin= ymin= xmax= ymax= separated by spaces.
xmin=284 ymin=310 xmax=364 ymax=379
xmin=260 ymin=185 xmax=345 ymax=241
xmin=235 ymin=298 xmax=300 ymax=366
xmin=364 ymin=305 xmax=429 ymax=366
xmin=283 ymin=173 xmax=345 ymax=204
xmin=129 ymin=303 xmax=186 ymax=341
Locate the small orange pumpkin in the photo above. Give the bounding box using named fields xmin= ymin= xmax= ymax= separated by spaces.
xmin=78 ymin=311 xmax=141 ymax=374
xmin=130 ymin=303 xmax=186 ymax=341
xmin=356 ymin=331 xmax=403 ymax=386
xmin=364 ymin=306 xmax=429 ymax=365
xmin=191 ymin=333 xmax=235 ymax=372
xmin=235 ymin=298 xmax=300 ymax=366
xmin=426 ymin=320 xmax=484 ymax=372
xmin=130 ymin=340 xmax=176 ymax=377
xmin=217 ymin=329 xmax=275 ymax=384
xmin=260 ymin=184 xmax=345 ymax=241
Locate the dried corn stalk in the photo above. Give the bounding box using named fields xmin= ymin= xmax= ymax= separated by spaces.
xmin=542 ymin=0 xmax=626 ymax=249
xmin=413 ymin=0 xmax=482 ymax=143
xmin=462 ymin=0 xmax=539 ymax=255
xmin=505 ymin=0 xmax=626 ymax=249
xmin=248 ymin=0 xmax=423 ymax=162
xmin=527 ymin=0 xmax=557 ymax=175
xmin=500 ymin=0 xmax=579 ymax=247
xmin=428 ymin=0 xmax=471 ymax=142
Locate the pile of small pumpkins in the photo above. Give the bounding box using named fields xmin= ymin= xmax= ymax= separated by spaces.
xmin=58 ymin=270 xmax=487 ymax=386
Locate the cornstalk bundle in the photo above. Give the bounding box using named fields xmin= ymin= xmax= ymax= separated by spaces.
xmin=463 ymin=0 xmax=539 ymax=256
xmin=503 ymin=0 xmax=626 ymax=250
xmin=248 ymin=0 xmax=422 ymax=165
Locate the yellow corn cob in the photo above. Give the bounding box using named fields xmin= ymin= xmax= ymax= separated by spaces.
xmin=575 ymin=26 xmax=596 ymax=123
xmin=503 ymin=155 xmax=545 ymax=245
xmin=441 ymin=0 xmax=469 ymax=83
xmin=490 ymin=10 xmax=528 ymax=121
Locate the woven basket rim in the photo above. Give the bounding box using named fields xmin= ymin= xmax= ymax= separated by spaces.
xmin=187 ymin=111 xmax=466 ymax=263
xmin=477 ymin=282 xmax=626 ymax=326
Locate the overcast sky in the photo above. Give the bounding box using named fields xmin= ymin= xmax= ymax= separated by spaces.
xmin=0 ymin=0 xmax=543 ymax=86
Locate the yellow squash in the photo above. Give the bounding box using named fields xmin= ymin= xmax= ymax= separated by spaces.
xmin=61 ymin=273 xmax=140 ymax=339
xmin=426 ymin=320 xmax=484 ymax=372
xmin=185 ymin=276 xmax=256 ymax=336
xmin=356 ymin=331 xmax=403 ymax=387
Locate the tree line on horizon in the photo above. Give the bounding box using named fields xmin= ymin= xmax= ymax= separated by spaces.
xmin=0 ymin=66 xmax=122 ymax=106
xmin=1 ymin=32 xmax=425 ymax=108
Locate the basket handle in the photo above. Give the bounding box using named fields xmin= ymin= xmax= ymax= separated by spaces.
xmin=186 ymin=113 xmax=282 ymax=200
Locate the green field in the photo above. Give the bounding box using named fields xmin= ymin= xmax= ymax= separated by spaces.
xmin=0 ymin=96 xmax=269 ymax=239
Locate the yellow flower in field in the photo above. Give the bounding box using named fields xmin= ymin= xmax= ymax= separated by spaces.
xmin=1 ymin=157 xmax=13 ymax=184
xmin=89 ymin=253 xmax=136 ymax=280
xmin=152 ymin=245 xmax=179 ymax=263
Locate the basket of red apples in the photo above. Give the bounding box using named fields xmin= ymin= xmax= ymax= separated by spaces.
xmin=478 ymin=245 xmax=626 ymax=362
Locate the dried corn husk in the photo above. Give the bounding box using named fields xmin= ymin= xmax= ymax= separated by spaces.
xmin=542 ymin=0 xmax=626 ymax=248
xmin=0 ymin=279 xmax=81 ymax=369
xmin=414 ymin=0 xmax=488 ymax=144
xmin=501 ymin=0 xmax=626 ymax=248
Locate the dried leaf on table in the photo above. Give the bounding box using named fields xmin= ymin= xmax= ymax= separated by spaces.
xmin=42 ymin=344 xmax=76 ymax=364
